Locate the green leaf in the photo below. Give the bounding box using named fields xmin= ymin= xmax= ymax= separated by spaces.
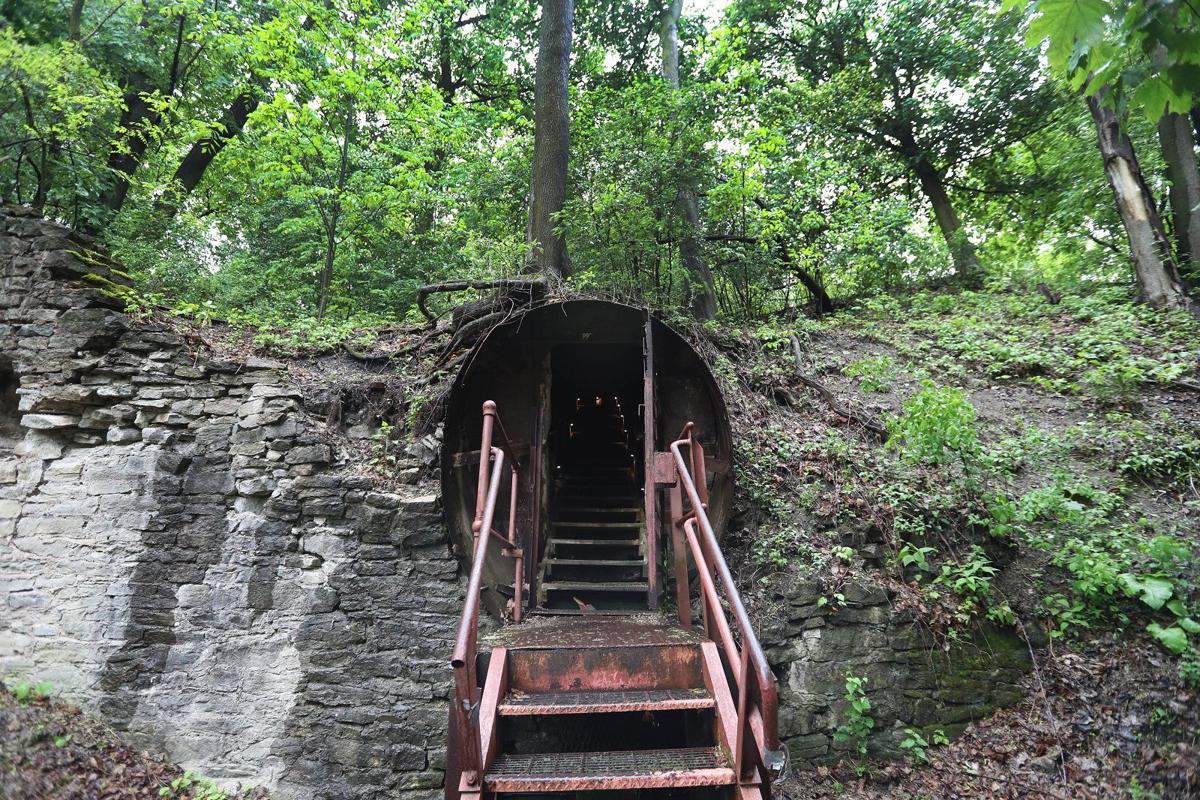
xmin=1180 ymin=617 xmax=1200 ymax=635
xmin=1027 ymin=0 xmax=1111 ymax=71
xmin=1147 ymin=623 xmax=1189 ymax=654
xmin=1129 ymin=75 xmax=1181 ymax=121
xmin=1119 ymin=573 xmax=1173 ymax=610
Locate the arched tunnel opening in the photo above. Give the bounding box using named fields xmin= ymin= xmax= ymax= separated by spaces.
xmin=441 ymin=300 xmax=733 ymax=620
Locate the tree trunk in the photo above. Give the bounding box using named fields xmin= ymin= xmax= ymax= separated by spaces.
xmin=317 ymin=98 xmax=356 ymax=322
xmin=660 ymin=0 xmax=715 ymax=320
xmin=69 ymin=0 xmax=85 ymax=41
xmin=910 ymin=156 xmax=982 ymax=287
xmin=1087 ymin=91 xmax=1193 ymax=311
xmin=1158 ymin=111 xmax=1200 ymax=276
xmin=155 ymin=89 xmax=260 ymax=216
xmin=99 ymin=73 xmax=161 ymax=215
xmin=524 ymin=0 xmax=573 ymax=278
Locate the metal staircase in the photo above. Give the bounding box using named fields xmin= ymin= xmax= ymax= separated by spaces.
xmin=541 ymin=396 xmax=649 ymax=614
xmin=447 ymin=401 xmax=786 ymax=800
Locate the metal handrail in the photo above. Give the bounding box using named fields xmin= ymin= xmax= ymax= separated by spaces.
xmin=450 ymin=401 xmax=524 ymax=791
xmin=668 ymin=422 xmax=787 ymax=784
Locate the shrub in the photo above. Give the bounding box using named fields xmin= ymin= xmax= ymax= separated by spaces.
xmin=887 ymin=381 xmax=979 ymax=464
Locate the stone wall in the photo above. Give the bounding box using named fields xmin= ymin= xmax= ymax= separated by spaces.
xmin=760 ymin=577 xmax=1029 ymax=766
xmin=0 ymin=206 xmax=457 ymax=799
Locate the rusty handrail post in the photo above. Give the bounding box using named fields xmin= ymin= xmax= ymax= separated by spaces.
xmin=684 ymin=520 xmax=740 ymax=678
xmin=669 ymin=480 xmax=691 ymax=629
xmin=472 ymin=402 xmax=497 ymax=556
xmin=670 ymin=433 xmax=786 ymax=781
xmin=451 ymin=446 xmax=505 ymax=788
xmin=734 ymin=643 xmax=753 ymax=781
xmin=509 ymin=468 xmax=522 ymax=623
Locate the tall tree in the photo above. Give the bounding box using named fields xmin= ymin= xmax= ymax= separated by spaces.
xmin=659 ymin=0 xmax=715 ymax=319
xmin=1088 ymin=89 xmax=1193 ymax=310
xmin=732 ymin=0 xmax=1055 ymax=288
xmin=1158 ymin=111 xmax=1200 ymax=276
xmin=525 ymin=0 xmax=574 ymax=278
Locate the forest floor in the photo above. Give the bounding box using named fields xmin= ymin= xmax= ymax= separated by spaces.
xmin=710 ymin=286 xmax=1200 ymax=799
xmin=0 ymin=681 xmax=265 ymax=800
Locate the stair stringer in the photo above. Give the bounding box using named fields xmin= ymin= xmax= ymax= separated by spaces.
xmin=699 ymin=640 xmax=765 ymax=800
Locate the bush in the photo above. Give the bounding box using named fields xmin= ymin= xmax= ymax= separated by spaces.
xmin=887 ymin=381 xmax=979 ymax=464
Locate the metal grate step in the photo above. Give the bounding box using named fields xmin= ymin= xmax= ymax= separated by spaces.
xmin=485 ymin=747 xmax=733 ymax=792
xmin=499 ymin=688 xmax=713 ymax=716
xmin=543 ymin=581 xmax=649 ymax=593
xmin=550 ymin=538 xmax=640 ymax=547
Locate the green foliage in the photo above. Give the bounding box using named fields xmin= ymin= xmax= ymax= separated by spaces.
xmin=886 ymin=381 xmax=979 ymax=465
xmin=371 ymin=421 xmax=399 ymax=472
xmin=12 ymin=680 xmax=53 ymax=705
xmin=843 ymin=356 xmax=895 ymax=393
xmin=833 ymin=671 xmax=874 ymax=773
xmin=899 ymin=727 xmax=949 ymax=765
xmin=158 ymin=771 xmax=228 ymax=800
xmin=1180 ymin=651 xmax=1200 ymax=688
xmin=1014 ymin=0 xmax=1200 ymax=121
xmin=933 ymin=545 xmax=998 ymax=618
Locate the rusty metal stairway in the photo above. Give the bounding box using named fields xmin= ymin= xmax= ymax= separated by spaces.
xmin=448 ymin=402 xmax=786 ymax=800
xmin=541 ymin=397 xmax=649 ymax=613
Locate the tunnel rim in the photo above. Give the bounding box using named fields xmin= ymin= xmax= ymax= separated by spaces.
xmin=440 ymin=297 xmax=733 ymax=467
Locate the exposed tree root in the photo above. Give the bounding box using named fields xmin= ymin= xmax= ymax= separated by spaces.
xmin=789 ymin=334 xmax=889 ymax=441
xmin=417 ymin=279 xmax=544 ymax=323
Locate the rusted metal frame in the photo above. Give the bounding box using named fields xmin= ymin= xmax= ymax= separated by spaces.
xmin=508 ymin=471 xmax=523 ymax=623
xmin=669 ymin=435 xmax=783 ymax=763
xmin=642 ymin=312 xmax=659 ymax=610
xmin=684 ymin=519 xmax=741 ymax=684
xmin=733 ymin=642 xmax=753 ymax=781
xmin=668 ymin=480 xmax=691 ymax=629
xmin=699 ymin=641 xmax=741 ymax=759
xmin=451 ymin=446 xmax=506 ymax=788
xmin=527 ymin=403 xmax=544 ymax=616
xmin=472 ymin=404 xmax=497 ymax=557
xmin=477 ymin=648 xmax=508 ymax=773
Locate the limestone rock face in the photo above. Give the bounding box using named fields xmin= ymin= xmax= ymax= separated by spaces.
xmin=759 ymin=576 xmax=1029 ymax=765
xmin=0 ymin=206 xmax=458 ymax=799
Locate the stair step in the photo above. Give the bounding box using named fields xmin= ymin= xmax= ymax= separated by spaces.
xmin=528 ymin=607 xmax=643 ymax=616
xmin=553 ymin=521 xmax=642 ymax=529
xmin=543 ymin=581 xmax=649 ymax=593
xmin=550 ymin=538 xmax=640 ymax=547
xmin=557 ymin=495 xmax=641 ymax=505
xmin=485 ymin=747 xmax=733 ymax=792
xmin=545 ymin=558 xmax=646 ymax=567
xmin=557 ymin=507 xmax=641 ymax=513
xmin=499 ymin=688 xmax=713 ymax=716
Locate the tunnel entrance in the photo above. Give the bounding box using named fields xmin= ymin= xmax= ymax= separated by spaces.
xmin=442 ymin=300 xmax=732 ymax=619
xmin=545 ymin=343 xmax=647 ymax=612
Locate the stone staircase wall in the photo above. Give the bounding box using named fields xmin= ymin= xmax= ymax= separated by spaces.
xmin=0 ymin=206 xmax=456 ymax=800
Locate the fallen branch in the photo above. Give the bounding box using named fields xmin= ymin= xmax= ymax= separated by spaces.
xmin=416 ymin=279 xmax=543 ymax=323
xmin=340 ymin=341 xmax=393 ymax=364
xmin=789 ymin=335 xmax=888 ymax=441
